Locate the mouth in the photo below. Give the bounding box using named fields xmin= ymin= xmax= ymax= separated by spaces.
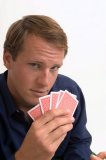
xmin=31 ymin=89 xmax=48 ymax=97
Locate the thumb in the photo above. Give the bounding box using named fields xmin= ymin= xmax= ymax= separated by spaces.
xmin=97 ymin=152 xmax=106 ymax=159
xmin=90 ymin=154 xmax=102 ymax=160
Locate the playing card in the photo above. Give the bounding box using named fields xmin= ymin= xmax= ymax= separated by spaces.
xmin=56 ymin=90 xmax=78 ymax=116
xmin=56 ymin=90 xmax=64 ymax=108
xmin=27 ymin=104 xmax=42 ymax=120
xmin=28 ymin=90 xmax=78 ymax=120
xmin=71 ymin=93 xmax=77 ymax=99
xmin=50 ymin=91 xmax=60 ymax=109
xmin=39 ymin=95 xmax=50 ymax=114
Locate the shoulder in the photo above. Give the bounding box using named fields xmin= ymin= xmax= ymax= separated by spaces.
xmin=52 ymin=74 xmax=81 ymax=93
xmin=51 ymin=74 xmax=85 ymax=104
xmin=57 ymin=74 xmax=77 ymax=86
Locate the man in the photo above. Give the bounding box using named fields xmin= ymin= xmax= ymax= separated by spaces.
xmin=0 ymin=15 xmax=92 ymax=160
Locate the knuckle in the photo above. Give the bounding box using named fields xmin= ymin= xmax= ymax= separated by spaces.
xmin=43 ymin=144 xmax=55 ymax=156
xmin=70 ymin=123 xmax=73 ymax=129
xmin=59 ymin=126 xmax=66 ymax=134
xmin=47 ymin=145 xmax=55 ymax=155
xmin=68 ymin=124 xmax=73 ymax=132
xmin=34 ymin=128 xmax=44 ymax=139
xmin=49 ymin=110 xmax=56 ymax=119
xmin=59 ymin=124 xmax=73 ymax=134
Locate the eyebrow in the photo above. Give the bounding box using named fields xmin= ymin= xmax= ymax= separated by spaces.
xmin=29 ymin=60 xmax=63 ymax=67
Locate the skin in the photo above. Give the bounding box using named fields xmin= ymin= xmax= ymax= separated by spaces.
xmin=90 ymin=152 xmax=106 ymax=160
xmin=4 ymin=35 xmax=65 ymax=111
xmin=3 ymin=35 xmax=75 ymax=160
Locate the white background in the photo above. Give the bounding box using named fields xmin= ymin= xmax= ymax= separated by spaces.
xmin=0 ymin=0 xmax=106 ymax=153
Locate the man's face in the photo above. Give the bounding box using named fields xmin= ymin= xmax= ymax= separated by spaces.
xmin=4 ymin=35 xmax=65 ymax=109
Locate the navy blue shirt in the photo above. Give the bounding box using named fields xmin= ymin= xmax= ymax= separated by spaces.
xmin=0 ymin=71 xmax=92 ymax=160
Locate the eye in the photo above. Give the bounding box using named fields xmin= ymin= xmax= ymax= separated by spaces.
xmin=28 ymin=63 xmax=41 ymax=69
xmin=50 ymin=65 xmax=60 ymax=72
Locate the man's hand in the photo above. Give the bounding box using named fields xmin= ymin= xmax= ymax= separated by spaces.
xmin=15 ymin=109 xmax=74 ymax=160
xmin=90 ymin=152 xmax=106 ymax=160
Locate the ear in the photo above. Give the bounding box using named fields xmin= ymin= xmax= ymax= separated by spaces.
xmin=3 ymin=51 xmax=13 ymax=69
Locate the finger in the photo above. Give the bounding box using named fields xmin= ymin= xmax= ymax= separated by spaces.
xmin=35 ymin=109 xmax=71 ymax=127
xmin=97 ymin=152 xmax=106 ymax=159
xmin=49 ymin=123 xmax=73 ymax=142
xmin=49 ymin=134 xmax=67 ymax=153
xmin=44 ymin=116 xmax=74 ymax=134
xmin=90 ymin=154 xmax=102 ymax=160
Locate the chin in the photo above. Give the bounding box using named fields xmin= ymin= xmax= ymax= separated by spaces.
xmin=29 ymin=99 xmax=39 ymax=107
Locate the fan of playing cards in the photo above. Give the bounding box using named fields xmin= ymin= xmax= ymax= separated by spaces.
xmin=27 ymin=90 xmax=79 ymax=121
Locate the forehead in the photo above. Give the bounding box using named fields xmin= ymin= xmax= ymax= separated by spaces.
xmin=18 ymin=35 xmax=65 ymax=63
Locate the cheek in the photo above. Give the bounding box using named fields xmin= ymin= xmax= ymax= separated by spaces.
xmin=20 ymin=74 xmax=34 ymax=85
xmin=13 ymin=68 xmax=32 ymax=86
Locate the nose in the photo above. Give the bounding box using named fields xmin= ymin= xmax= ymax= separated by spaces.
xmin=37 ymin=69 xmax=50 ymax=87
